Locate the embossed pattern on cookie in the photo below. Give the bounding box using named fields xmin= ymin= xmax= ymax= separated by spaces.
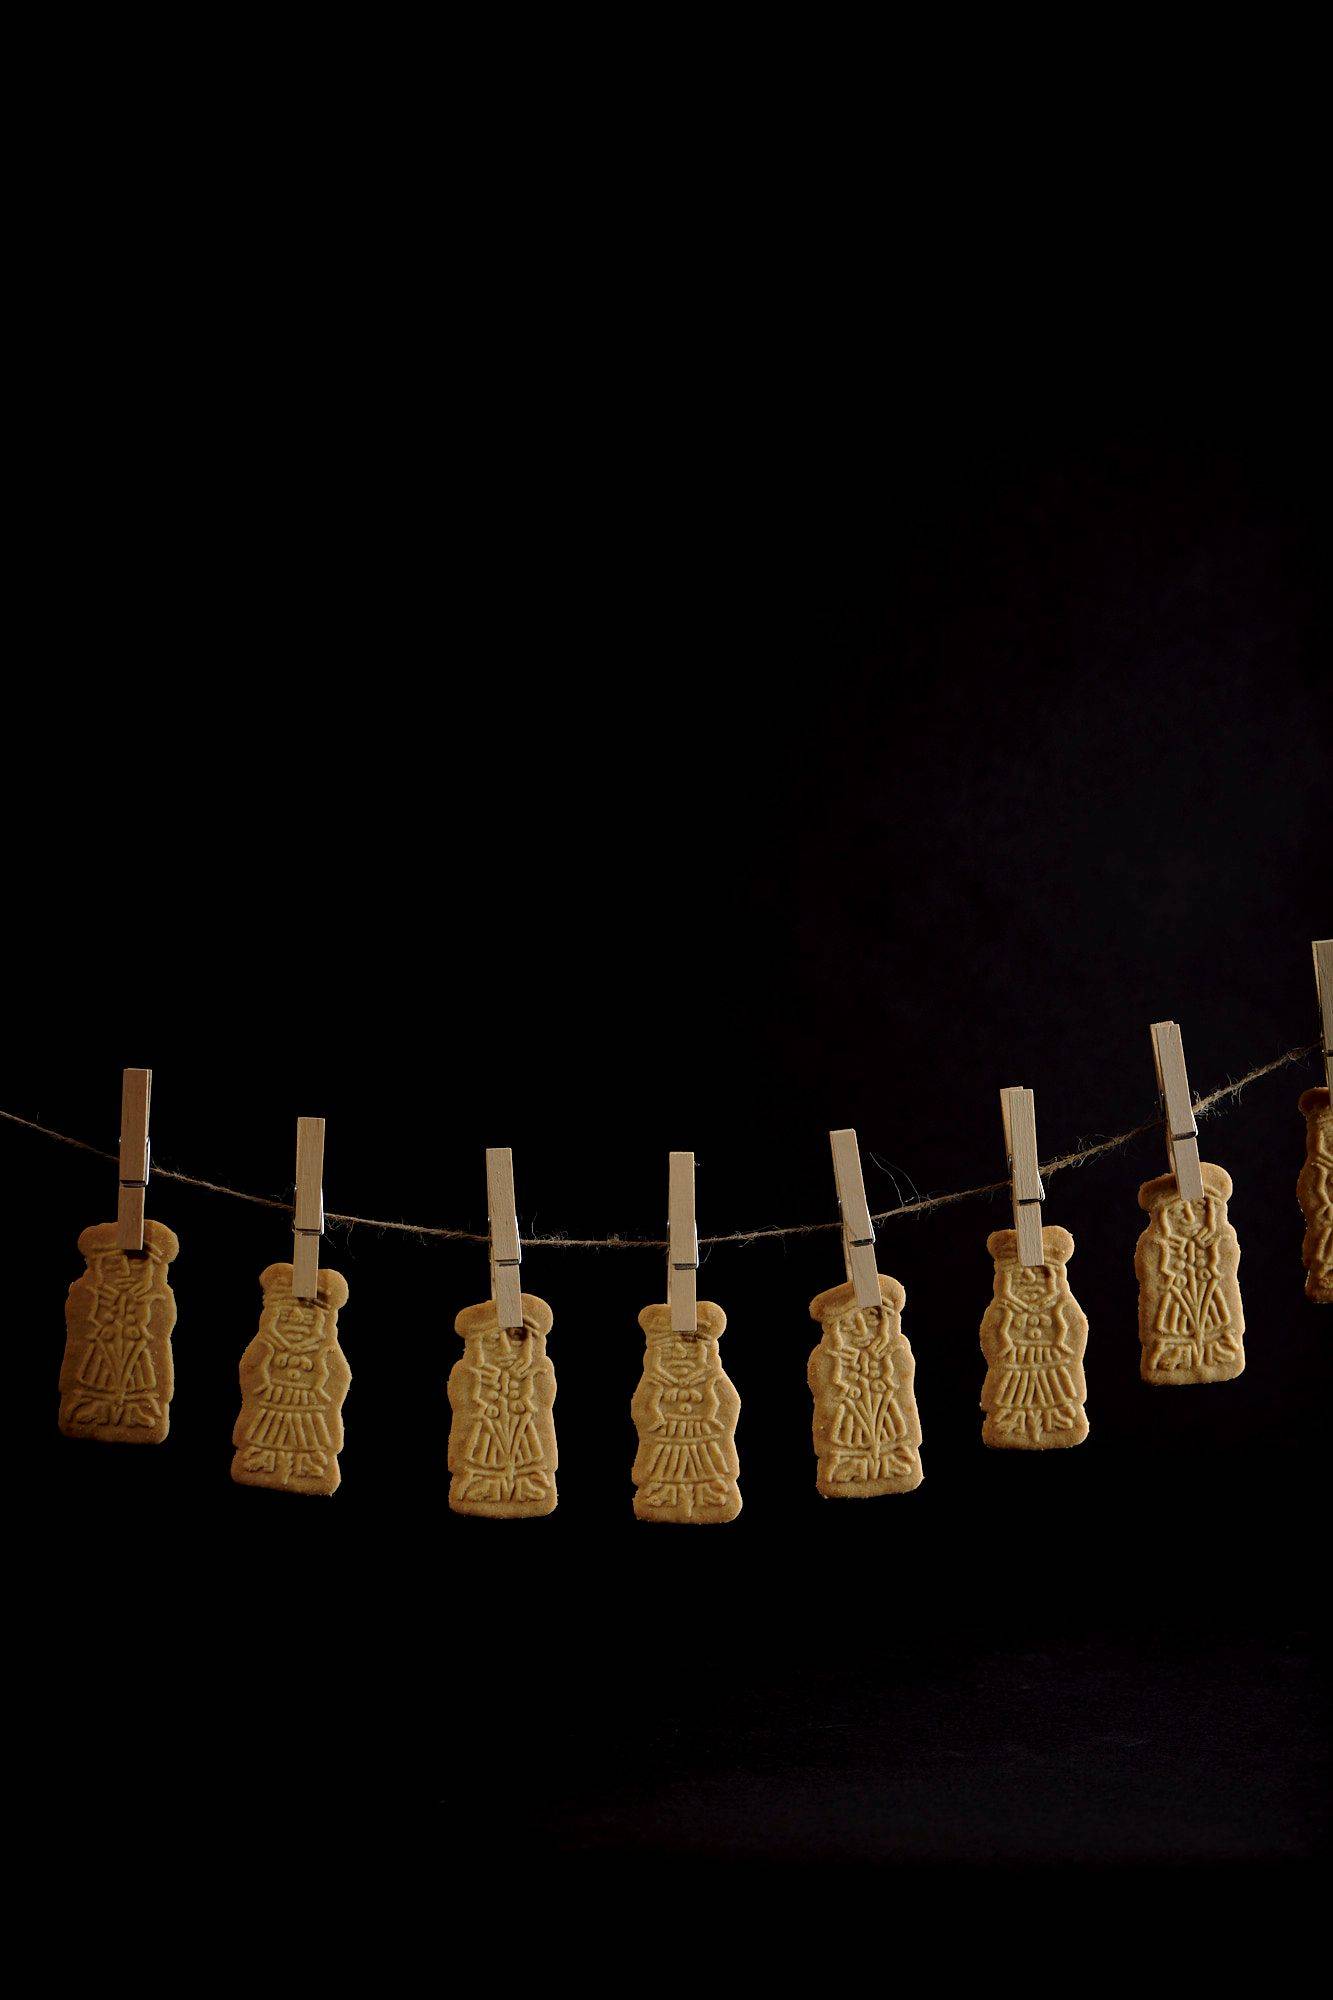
xmin=1135 ymin=1163 xmax=1244 ymax=1384
xmin=232 ymin=1263 xmax=351 ymax=1495
xmin=59 ymin=1219 xmax=180 ymax=1443
xmin=1298 ymin=1087 xmax=1333 ymax=1304
xmin=808 ymin=1274 xmax=923 ymax=1496
xmin=632 ymin=1301 xmax=741 ymax=1523
xmin=979 ymin=1226 xmax=1088 ymax=1449
xmin=448 ymin=1294 xmax=557 ymax=1518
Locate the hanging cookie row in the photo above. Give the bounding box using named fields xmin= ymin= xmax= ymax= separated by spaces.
xmin=56 ymin=1003 xmax=1332 ymax=1507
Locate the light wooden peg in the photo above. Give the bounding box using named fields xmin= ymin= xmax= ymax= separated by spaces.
xmin=668 ymin=1150 xmax=698 ymax=1334
xmin=292 ymin=1116 xmax=325 ymax=1300
xmin=1000 ymin=1086 xmax=1046 ymax=1268
xmin=829 ymin=1127 xmax=880 ymax=1310
xmin=1314 ymin=939 xmax=1333 ymax=1094
xmin=115 ymin=1067 xmax=152 ymax=1252
xmin=486 ymin=1146 xmax=524 ymax=1330
xmin=1150 ymin=1021 xmax=1204 ymax=1202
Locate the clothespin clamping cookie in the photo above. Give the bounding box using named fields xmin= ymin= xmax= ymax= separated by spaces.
xmin=829 ymin=1127 xmax=880 ymax=1310
xmin=1314 ymin=939 xmax=1333 ymax=1093
xmin=1000 ymin=1086 xmax=1046 ymax=1268
xmin=115 ymin=1067 xmax=152 ymax=1252
xmin=59 ymin=1066 xmax=180 ymax=1446
xmin=233 ymin=1115 xmax=350 ymax=1495
xmin=1150 ymin=1021 xmax=1204 ymax=1202
xmin=486 ymin=1146 xmax=524 ymax=1330
xmin=292 ymin=1116 xmax=326 ymax=1301
xmin=668 ymin=1150 xmax=699 ymax=1334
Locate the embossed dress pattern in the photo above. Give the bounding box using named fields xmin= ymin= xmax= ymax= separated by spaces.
xmin=979 ymin=1227 xmax=1089 ymax=1449
xmin=631 ymin=1302 xmax=741 ymax=1522
xmin=59 ymin=1219 xmax=180 ymax=1442
xmin=232 ymin=1263 xmax=351 ymax=1494
xmin=1297 ymin=1087 xmax=1333 ymax=1303
xmin=1135 ymin=1164 xmax=1244 ymax=1384
xmin=448 ymin=1295 xmax=557 ymax=1517
xmin=808 ymin=1276 xmax=923 ymax=1496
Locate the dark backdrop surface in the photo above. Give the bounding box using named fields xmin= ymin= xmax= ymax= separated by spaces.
xmin=12 ymin=437 xmax=1328 ymax=1924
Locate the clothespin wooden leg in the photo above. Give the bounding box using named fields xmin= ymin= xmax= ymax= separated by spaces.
xmin=486 ymin=1147 xmax=524 ymax=1329
xmin=1000 ymin=1086 xmax=1046 ymax=1267
xmin=668 ymin=1151 xmax=698 ymax=1334
xmin=1314 ymin=940 xmax=1333 ymax=1093
xmin=292 ymin=1116 xmax=325 ymax=1300
xmin=829 ymin=1128 xmax=881 ymax=1310
xmin=115 ymin=1067 xmax=152 ymax=1252
xmin=1150 ymin=1021 xmax=1205 ymax=1202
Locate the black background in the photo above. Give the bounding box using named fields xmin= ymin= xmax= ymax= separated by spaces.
xmin=13 ymin=434 xmax=1328 ymax=1933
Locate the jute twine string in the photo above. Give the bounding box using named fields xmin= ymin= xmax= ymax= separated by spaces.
xmin=0 ymin=1042 xmax=1315 ymax=1251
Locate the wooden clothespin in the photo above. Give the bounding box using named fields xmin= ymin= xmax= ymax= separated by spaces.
xmin=486 ymin=1146 xmax=524 ymax=1330
xmin=1150 ymin=1021 xmax=1205 ymax=1202
xmin=292 ymin=1116 xmax=325 ymax=1300
xmin=668 ymin=1151 xmax=698 ymax=1334
xmin=115 ymin=1067 xmax=152 ymax=1252
xmin=829 ymin=1127 xmax=880 ymax=1310
xmin=999 ymin=1086 xmax=1046 ymax=1267
xmin=1314 ymin=939 xmax=1333 ymax=1093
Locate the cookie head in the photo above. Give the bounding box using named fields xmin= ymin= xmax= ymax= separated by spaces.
xmin=258 ymin=1261 xmax=348 ymax=1345
xmin=261 ymin=1293 xmax=329 ymax=1352
xmin=1002 ymin=1263 xmax=1059 ymax=1312
xmin=986 ymin=1226 xmax=1073 ymax=1273
xmin=1150 ymin=1190 xmax=1230 ymax=1247
xmin=1137 ymin=1162 xmax=1233 ymax=1221
xmin=1167 ymin=1195 xmax=1212 ymax=1236
xmin=77 ymin=1219 xmax=179 ymax=1284
xmin=87 ymin=1244 xmax=157 ymax=1292
xmin=638 ymin=1301 xmax=726 ymax=1380
xmin=481 ymin=1323 xmax=537 ymax=1372
xmin=809 ymin=1274 xmax=905 ymax=1348
xmin=454 ymin=1294 xmax=554 ymax=1368
xmin=651 ymin=1335 xmax=713 ymax=1385
xmin=843 ymin=1307 xmax=890 ymax=1350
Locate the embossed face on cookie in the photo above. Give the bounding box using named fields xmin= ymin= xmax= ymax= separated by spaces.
xmin=1006 ymin=1266 xmax=1053 ymax=1312
xmin=88 ymin=1248 xmax=127 ymax=1289
xmin=1161 ymin=1195 xmax=1213 ymax=1238
xmin=473 ymin=1324 xmax=533 ymax=1374
xmin=649 ymin=1331 xmax=714 ymax=1385
xmin=263 ymin=1298 xmax=327 ymax=1353
xmin=832 ymin=1306 xmax=888 ymax=1351
xmin=89 ymin=1247 xmax=155 ymax=1294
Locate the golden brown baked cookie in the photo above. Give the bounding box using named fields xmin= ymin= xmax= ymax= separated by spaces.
xmin=448 ymin=1293 xmax=557 ymax=1518
xmin=231 ymin=1263 xmax=351 ymax=1495
xmin=1135 ymin=1163 xmax=1244 ymax=1384
xmin=1298 ymin=1087 xmax=1333 ymax=1304
xmin=979 ymin=1226 xmax=1088 ymax=1449
xmin=808 ymin=1274 xmax=923 ymax=1496
xmin=59 ymin=1218 xmax=180 ymax=1443
xmin=631 ymin=1301 xmax=741 ymax=1523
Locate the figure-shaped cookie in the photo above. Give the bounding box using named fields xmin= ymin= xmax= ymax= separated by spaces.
xmin=232 ymin=1263 xmax=351 ymax=1495
xmin=1298 ymin=1087 xmax=1333 ymax=1304
xmin=448 ymin=1294 xmax=557 ymax=1517
xmin=1135 ymin=1163 xmax=1244 ymax=1384
xmin=631 ymin=1301 xmax=741 ymax=1522
xmin=59 ymin=1219 xmax=180 ymax=1442
xmin=808 ymin=1274 xmax=923 ymax=1496
xmin=979 ymin=1227 xmax=1088 ymax=1449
